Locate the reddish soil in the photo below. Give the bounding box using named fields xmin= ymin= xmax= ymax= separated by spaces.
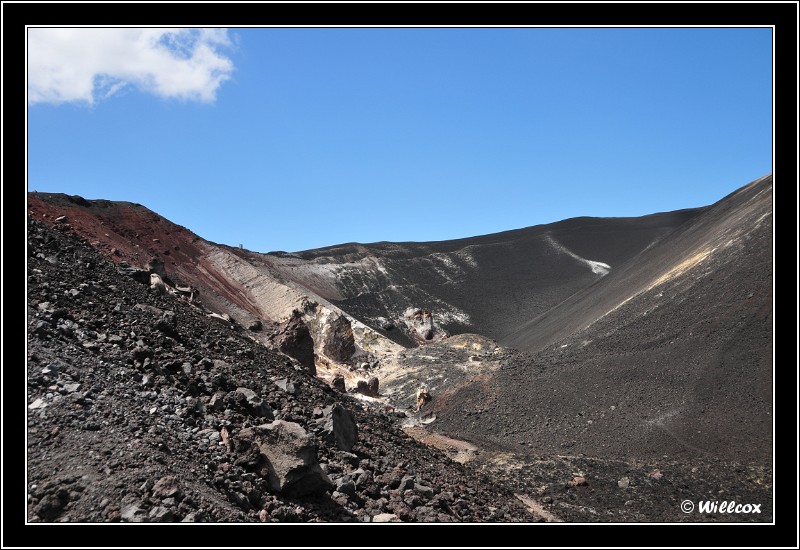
xmin=28 ymin=194 xmax=261 ymax=319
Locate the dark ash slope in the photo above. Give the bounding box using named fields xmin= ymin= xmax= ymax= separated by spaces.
xmin=433 ymin=175 xmax=773 ymax=465
xmin=273 ymin=209 xmax=703 ymax=346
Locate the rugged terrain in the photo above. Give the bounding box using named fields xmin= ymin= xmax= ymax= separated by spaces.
xmin=27 ymin=192 xmax=701 ymax=351
xmin=267 ymin=208 xmax=702 ymax=347
xmin=433 ymin=176 xmax=773 ymax=463
xmin=26 ymin=217 xmax=537 ymax=523
xmin=25 ymin=174 xmax=774 ymax=523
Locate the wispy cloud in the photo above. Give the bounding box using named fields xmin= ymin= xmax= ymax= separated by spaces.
xmin=28 ymin=28 xmax=234 ymax=105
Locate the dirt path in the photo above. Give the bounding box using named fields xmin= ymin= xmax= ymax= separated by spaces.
xmin=402 ymin=426 xmax=479 ymax=464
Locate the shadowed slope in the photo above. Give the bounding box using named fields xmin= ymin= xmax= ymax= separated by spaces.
xmin=433 ymin=175 xmax=773 ymax=464
xmin=269 ymin=209 xmax=703 ymax=346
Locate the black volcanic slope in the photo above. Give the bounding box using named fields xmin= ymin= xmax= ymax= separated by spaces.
xmin=26 ymin=217 xmax=535 ymax=523
xmin=433 ymin=175 xmax=773 ymax=465
xmin=271 ymin=208 xmax=703 ymax=346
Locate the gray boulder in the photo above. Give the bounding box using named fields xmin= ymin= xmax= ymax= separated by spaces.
xmin=119 ymin=494 xmax=147 ymax=523
xmin=151 ymin=475 xmax=182 ymax=499
xmin=270 ymin=313 xmax=315 ymax=375
xmin=331 ymin=375 xmax=346 ymax=392
xmin=320 ymin=404 xmax=358 ymax=452
xmin=368 ymin=376 xmax=379 ymax=396
xmin=236 ymin=420 xmax=332 ymax=498
xmin=234 ymin=387 xmax=274 ymax=419
xmin=321 ymin=313 xmax=355 ymax=362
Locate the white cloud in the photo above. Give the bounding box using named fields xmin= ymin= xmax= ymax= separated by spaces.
xmin=28 ymin=28 xmax=234 ymax=105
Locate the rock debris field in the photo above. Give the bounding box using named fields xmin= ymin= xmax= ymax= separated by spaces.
xmin=26 ymin=218 xmax=535 ymax=523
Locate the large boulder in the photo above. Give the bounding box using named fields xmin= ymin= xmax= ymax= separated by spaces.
xmin=235 ymin=421 xmax=333 ymax=498
xmin=403 ymin=308 xmax=449 ymax=345
xmin=368 ymin=376 xmax=379 ymax=396
xmin=319 ymin=404 xmax=358 ymax=452
xmin=331 ymin=375 xmax=346 ymax=392
xmin=321 ymin=313 xmax=356 ymax=362
xmin=271 ymin=313 xmax=315 ymax=375
xmin=354 ymin=378 xmax=379 ymax=397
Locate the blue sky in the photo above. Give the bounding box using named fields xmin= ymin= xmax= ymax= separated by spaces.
xmin=27 ymin=27 xmax=772 ymax=252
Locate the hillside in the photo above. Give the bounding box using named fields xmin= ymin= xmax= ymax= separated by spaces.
xmin=268 ymin=208 xmax=703 ymax=346
xmin=27 ymin=193 xmax=701 ymax=351
xmin=25 ymin=174 xmax=774 ymax=523
xmin=418 ymin=176 xmax=772 ymax=462
xmin=26 ymin=216 xmax=536 ymax=523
